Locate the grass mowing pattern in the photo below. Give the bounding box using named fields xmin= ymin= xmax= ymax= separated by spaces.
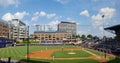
xmin=85 ymin=48 xmax=117 ymax=62
xmin=85 ymin=48 xmax=101 ymax=56
xmin=0 ymin=46 xmax=108 ymax=63
xmin=0 ymin=46 xmax=27 ymax=60
xmin=85 ymin=48 xmax=114 ymax=57
xmin=107 ymin=57 xmax=120 ymax=63
xmin=0 ymin=46 xmax=76 ymax=60
xmin=22 ymin=59 xmax=99 ymax=63
xmin=52 ymin=50 xmax=91 ymax=58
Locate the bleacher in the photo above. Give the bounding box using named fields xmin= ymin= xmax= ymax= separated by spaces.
xmin=92 ymin=39 xmax=120 ymax=55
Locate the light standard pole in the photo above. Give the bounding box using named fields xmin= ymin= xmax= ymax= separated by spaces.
xmin=102 ymin=15 xmax=107 ymax=59
xmin=27 ymin=26 xmax=29 ymax=63
xmin=8 ymin=21 xmax=11 ymax=39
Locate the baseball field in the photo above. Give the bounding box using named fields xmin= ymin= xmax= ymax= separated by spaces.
xmin=0 ymin=45 xmax=117 ymax=63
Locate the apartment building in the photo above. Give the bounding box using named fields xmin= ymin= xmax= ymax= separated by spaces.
xmin=8 ymin=22 xmax=14 ymax=39
xmin=0 ymin=19 xmax=27 ymax=41
xmin=11 ymin=19 xmax=27 ymax=40
xmin=0 ymin=19 xmax=15 ymax=39
xmin=0 ymin=19 xmax=9 ymax=38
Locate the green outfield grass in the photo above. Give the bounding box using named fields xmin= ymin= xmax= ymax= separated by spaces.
xmin=52 ymin=50 xmax=91 ymax=58
xmin=85 ymin=48 xmax=113 ymax=59
xmin=0 ymin=45 xmax=117 ymax=63
xmin=21 ymin=59 xmax=99 ymax=63
xmin=0 ymin=46 xmax=76 ymax=60
xmin=85 ymin=48 xmax=101 ymax=55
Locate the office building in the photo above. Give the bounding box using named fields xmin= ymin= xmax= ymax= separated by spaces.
xmin=34 ymin=31 xmax=68 ymax=41
xmin=58 ymin=21 xmax=77 ymax=36
xmin=35 ymin=25 xmax=54 ymax=32
xmin=34 ymin=31 xmax=68 ymax=44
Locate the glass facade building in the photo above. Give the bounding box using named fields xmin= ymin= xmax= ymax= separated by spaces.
xmin=58 ymin=22 xmax=77 ymax=37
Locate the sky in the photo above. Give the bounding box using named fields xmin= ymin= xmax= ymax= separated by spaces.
xmin=0 ymin=0 xmax=120 ymax=37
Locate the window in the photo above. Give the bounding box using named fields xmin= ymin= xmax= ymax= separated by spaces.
xmin=49 ymin=35 xmax=51 ymax=38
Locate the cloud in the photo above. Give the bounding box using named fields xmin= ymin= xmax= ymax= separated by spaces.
xmin=24 ymin=20 xmax=30 ymax=26
xmin=91 ymin=7 xmax=116 ymax=31
xmin=14 ymin=11 xmax=29 ymax=19
xmin=2 ymin=11 xmax=29 ymax=21
xmin=31 ymin=11 xmax=56 ymax=21
xmin=66 ymin=18 xmax=71 ymax=20
xmin=48 ymin=20 xmax=60 ymax=25
xmin=33 ymin=11 xmax=46 ymax=17
xmin=99 ymin=26 xmax=104 ymax=32
xmin=91 ymin=14 xmax=103 ymax=27
xmin=2 ymin=13 xmax=15 ymax=21
xmin=47 ymin=13 xmax=56 ymax=19
xmin=33 ymin=12 xmax=39 ymax=16
xmin=54 ymin=16 xmax=62 ymax=20
xmin=48 ymin=20 xmax=60 ymax=31
xmin=100 ymin=7 xmax=116 ymax=19
xmin=0 ymin=0 xmax=19 ymax=7
xmin=31 ymin=12 xmax=40 ymax=21
xmin=65 ymin=17 xmax=80 ymax=25
xmin=31 ymin=11 xmax=46 ymax=21
xmin=40 ymin=11 xmax=46 ymax=16
xmin=80 ymin=10 xmax=90 ymax=17
xmin=54 ymin=0 xmax=71 ymax=4
xmin=77 ymin=30 xmax=88 ymax=35
xmin=31 ymin=16 xmax=39 ymax=21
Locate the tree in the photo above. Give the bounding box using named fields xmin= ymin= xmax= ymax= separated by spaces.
xmin=93 ymin=36 xmax=99 ymax=40
xmin=103 ymin=36 xmax=107 ymax=41
xmin=72 ymin=34 xmax=81 ymax=39
xmin=72 ymin=34 xmax=76 ymax=38
xmin=76 ymin=34 xmax=80 ymax=38
xmin=81 ymin=34 xmax=86 ymax=39
xmin=87 ymin=34 xmax=93 ymax=39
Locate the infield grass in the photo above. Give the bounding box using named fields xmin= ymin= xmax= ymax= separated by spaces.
xmin=52 ymin=50 xmax=91 ymax=58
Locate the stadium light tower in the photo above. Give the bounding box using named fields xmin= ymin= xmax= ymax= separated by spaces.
xmin=102 ymin=15 xmax=107 ymax=59
xmin=27 ymin=26 xmax=30 ymax=63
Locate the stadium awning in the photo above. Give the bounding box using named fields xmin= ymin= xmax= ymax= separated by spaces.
xmin=104 ymin=24 xmax=120 ymax=30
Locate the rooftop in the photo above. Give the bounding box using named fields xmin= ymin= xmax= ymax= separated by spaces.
xmin=0 ymin=19 xmax=8 ymax=25
xmin=104 ymin=24 xmax=120 ymax=30
xmin=60 ymin=21 xmax=76 ymax=24
xmin=12 ymin=19 xmax=26 ymax=26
